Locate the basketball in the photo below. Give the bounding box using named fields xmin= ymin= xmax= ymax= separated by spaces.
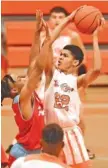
xmin=74 ymin=6 xmax=102 ymax=34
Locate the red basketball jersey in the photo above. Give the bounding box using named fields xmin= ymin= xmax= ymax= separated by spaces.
xmin=12 ymin=92 xmax=44 ymax=150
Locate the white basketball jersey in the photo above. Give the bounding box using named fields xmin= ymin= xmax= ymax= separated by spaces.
xmin=11 ymin=155 xmax=68 ymax=168
xmin=44 ymin=69 xmax=81 ymax=128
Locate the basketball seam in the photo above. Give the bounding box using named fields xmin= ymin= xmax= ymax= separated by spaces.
xmin=87 ymin=14 xmax=101 ymax=34
xmin=76 ymin=10 xmax=99 ymax=26
xmin=73 ymin=6 xmax=84 ymax=21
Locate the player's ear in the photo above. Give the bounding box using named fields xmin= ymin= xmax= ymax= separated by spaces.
xmin=73 ymin=60 xmax=79 ymax=67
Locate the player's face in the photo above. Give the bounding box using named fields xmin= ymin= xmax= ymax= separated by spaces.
xmin=58 ymin=49 xmax=78 ymax=71
xmin=50 ymin=12 xmax=66 ymax=28
xmin=9 ymin=74 xmax=27 ymax=93
xmin=16 ymin=75 xmax=27 ymax=89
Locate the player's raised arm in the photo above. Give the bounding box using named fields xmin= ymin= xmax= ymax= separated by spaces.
xmin=40 ymin=12 xmax=78 ymax=88
xmin=49 ymin=9 xmax=80 ymax=45
xmin=40 ymin=22 xmax=54 ymax=89
xmin=77 ymin=18 xmax=105 ymax=88
xmin=40 ymin=9 xmax=82 ymax=88
xmin=27 ymin=10 xmax=43 ymax=76
xmin=19 ymin=21 xmax=50 ymax=119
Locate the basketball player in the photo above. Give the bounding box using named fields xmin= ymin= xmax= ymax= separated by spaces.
xmin=48 ymin=7 xmax=86 ymax=67
xmin=4 ymin=10 xmax=48 ymax=157
xmin=42 ymin=13 xmax=104 ymax=167
xmin=47 ymin=7 xmax=98 ymax=159
xmin=2 ymin=11 xmax=51 ymax=166
xmin=47 ymin=6 xmax=87 ymax=136
xmin=11 ymin=124 xmax=72 ymax=168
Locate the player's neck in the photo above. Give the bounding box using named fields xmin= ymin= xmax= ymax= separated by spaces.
xmin=63 ymin=67 xmax=77 ymax=75
xmin=42 ymin=148 xmax=59 ymax=157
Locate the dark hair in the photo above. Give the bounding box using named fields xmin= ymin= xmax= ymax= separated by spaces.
xmin=50 ymin=6 xmax=68 ymax=16
xmin=63 ymin=45 xmax=84 ymax=65
xmin=1 ymin=75 xmax=15 ymax=103
xmin=42 ymin=123 xmax=64 ymax=144
xmin=78 ymin=64 xmax=87 ymax=76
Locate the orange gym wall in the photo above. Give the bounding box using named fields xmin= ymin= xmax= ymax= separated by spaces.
xmin=2 ymin=1 xmax=108 ymax=15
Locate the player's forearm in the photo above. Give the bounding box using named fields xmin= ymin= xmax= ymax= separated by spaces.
xmin=50 ymin=17 xmax=70 ymax=44
xmin=44 ymin=44 xmax=53 ymax=74
xmin=27 ymin=45 xmax=46 ymax=91
xmin=27 ymin=30 xmax=40 ymax=76
xmin=29 ymin=30 xmax=40 ymax=63
xmin=38 ymin=42 xmax=49 ymax=70
xmin=20 ymin=62 xmax=43 ymax=105
xmin=27 ymin=67 xmax=42 ymax=93
xmin=26 ymin=53 xmax=44 ymax=94
xmin=93 ymin=35 xmax=101 ymax=71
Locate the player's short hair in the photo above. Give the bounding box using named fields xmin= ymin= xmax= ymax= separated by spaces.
xmin=63 ymin=45 xmax=84 ymax=65
xmin=42 ymin=123 xmax=64 ymax=144
xmin=1 ymin=75 xmax=15 ymax=103
xmin=78 ymin=64 xmax=87 ymax=76
xmin=50 ymin=6 xmax=68 ymax=16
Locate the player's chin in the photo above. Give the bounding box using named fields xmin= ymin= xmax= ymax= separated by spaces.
xmin=58 ymin=65 xmax=64 ymax=71
xmin=58 ymin=63 xmax=62 ymax=69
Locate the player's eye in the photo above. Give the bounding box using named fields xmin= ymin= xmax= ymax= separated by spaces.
xmin=64 ymin=54 xmax=68 ymax=57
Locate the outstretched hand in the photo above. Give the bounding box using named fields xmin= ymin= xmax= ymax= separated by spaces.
xmin=41 ymin=20 xmax=52 ymax=45
xmin=36 ymin=10 xmax=51 ymax=37
xmin=93 ymin=17 xmax=105 ymax=37
xmin=36 ymin=10 xmax=43 ymax=31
